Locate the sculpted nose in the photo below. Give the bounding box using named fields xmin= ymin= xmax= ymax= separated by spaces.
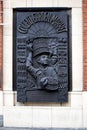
xmin=45 ymin=58 xmax=48 ymax=61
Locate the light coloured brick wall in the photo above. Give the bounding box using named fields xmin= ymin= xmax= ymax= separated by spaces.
xmin=0 ymin=1 xmax=3 ymax=90
xmin=2 ymin=0 xmax=86 ymax=128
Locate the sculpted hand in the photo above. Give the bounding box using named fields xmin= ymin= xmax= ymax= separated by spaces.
xmin=40 ymin=77 xmax=48 ymax=87
xmin=27 ymin=43 xmax=33 ymax=51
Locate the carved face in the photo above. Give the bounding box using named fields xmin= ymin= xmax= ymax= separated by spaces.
xmin=39 ymin=54 xmax=49 ymax=65
xmin=51 ymin=55 xmax=58 ymax=65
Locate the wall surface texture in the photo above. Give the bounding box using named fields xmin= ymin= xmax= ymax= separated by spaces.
xmin=0 ymin=1 xmax=3 ymax=90
xmin=83 ymin=0 xmax=87 ymax=90
xmin=0 ymin=1 xmax=3 ymax=126
xmin=0 ymin=0 xmax=87 ymax=128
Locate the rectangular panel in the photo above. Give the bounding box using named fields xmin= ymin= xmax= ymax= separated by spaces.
xmin=13 ymin=8 xmax=71 ymax=102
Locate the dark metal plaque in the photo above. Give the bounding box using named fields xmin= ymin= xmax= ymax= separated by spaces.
xmin=13 ymin=8 xmax=71 ymax=102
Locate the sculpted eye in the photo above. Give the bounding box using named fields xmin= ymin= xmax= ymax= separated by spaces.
xmin=42 ymin=55 xmax=46 ymax=58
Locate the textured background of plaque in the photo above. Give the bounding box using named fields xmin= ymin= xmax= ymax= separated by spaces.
xmin=13 ymin=8 xmax=71 ymax=102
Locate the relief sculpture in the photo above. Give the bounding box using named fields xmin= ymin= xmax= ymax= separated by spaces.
xmin=14 ymin=9 xmax=70 ymax=102
xmin=26 ymin=39 xmax=59 ymax=91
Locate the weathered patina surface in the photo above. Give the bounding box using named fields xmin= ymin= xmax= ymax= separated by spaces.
xmin=13 ymin=8 xmax=70 ymax=102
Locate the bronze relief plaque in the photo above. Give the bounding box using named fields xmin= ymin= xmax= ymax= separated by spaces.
xmin=13 ymin=8 xmax=71 ymax=102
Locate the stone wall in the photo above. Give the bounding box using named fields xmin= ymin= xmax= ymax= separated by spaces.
xmin=0 ymin=1 xmax=3 ymax=90
xmin=1 ymin=0 xmax=87 ymax=128
xmin=0 ymin=1 xmax=3 ymax=127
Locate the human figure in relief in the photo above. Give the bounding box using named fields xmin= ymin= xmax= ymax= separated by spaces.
xmin=26 ymin=39 xmax=58 ymax=91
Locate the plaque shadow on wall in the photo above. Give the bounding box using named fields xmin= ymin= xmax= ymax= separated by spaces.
xmin=13 ymin=8 xmax=72 ymax=103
